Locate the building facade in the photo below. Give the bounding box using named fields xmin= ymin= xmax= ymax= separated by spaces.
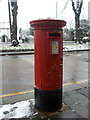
xmin=0 ymin=22 xmax=10 ymax=42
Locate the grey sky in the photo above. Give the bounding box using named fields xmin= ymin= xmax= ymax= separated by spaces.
xmin=0 ymin=0 xmax=89 ymax=29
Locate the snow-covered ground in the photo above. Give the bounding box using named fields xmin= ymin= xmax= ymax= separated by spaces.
xmin=0 ymin=100 xmax=35 ymax=119
xmin=0 ymin=44 xmax=34 ymax=51
xmin=0 ymin=43 xmax=89 ymax=51
xmin=0 ymin=99 xmax=63 ymax=119
xmin=63 ymin=43 xmax=89 ymax=51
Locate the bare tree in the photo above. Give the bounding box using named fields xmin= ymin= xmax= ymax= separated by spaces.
xmin=8 ymin=0 xmax=12 ymax=41
xmin=8 ymin=0 xmax=19 ymax=46
xmin=71 ymin=0 xmax=83 ymax=43
xmin=11 ymin=0 xmax=19 ymax=46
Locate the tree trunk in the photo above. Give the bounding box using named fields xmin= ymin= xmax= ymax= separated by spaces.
xmin=71 ymin=0 xmax=83 ymax=43
xmin=75 ymin=14 xmax=80 ymax=43
xmin=11 ymin=1 xmax=19 ymax=46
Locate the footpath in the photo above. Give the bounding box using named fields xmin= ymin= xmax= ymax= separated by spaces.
xmin=0 ymin=87 xmax=89 ymax=119
xmin=0 ymin=42 xmax=90 ymax=56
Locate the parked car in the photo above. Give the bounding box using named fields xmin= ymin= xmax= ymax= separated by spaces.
xmin=82 ymin=37 xmax=90 ymax=43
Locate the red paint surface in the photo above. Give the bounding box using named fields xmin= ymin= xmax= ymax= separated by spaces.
xmin=30 ymin=19 xmax=66 ymax=90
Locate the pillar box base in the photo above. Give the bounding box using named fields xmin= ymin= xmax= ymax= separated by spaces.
xmin=34 ymin=87 xmax=62 ymax=112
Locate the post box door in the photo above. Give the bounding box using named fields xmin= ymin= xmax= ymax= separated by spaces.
xmin=41 ymin=32 xmax=63 ymax=90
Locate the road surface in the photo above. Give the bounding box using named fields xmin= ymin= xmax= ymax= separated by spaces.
xmin=0 ymin=51 xmax=88 ymax=104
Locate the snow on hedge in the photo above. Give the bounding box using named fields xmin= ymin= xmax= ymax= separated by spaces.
xmin=0 ymin=43 xmax=89 ymax=51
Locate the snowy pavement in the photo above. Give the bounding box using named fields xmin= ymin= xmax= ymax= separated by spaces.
xmin=0 ymin=43 xmax=34 ymax=52
xmin=0 ymin=100 xmax=34 ymax=119
xmin=0 ymin=99 xmax=45 ymax=119
xmin=0 ymin=42 xmax=89 ymax=52
xmin=0 ymin=43 xmax=89 ymax=56
xmin=63 ymin=43 xmax=89 ymax=51
xmin=0 ymin=87 xmax=88 ymax=119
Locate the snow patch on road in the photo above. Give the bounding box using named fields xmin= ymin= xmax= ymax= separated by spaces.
xmin=0 ymin=100 xmax=32 ymax=119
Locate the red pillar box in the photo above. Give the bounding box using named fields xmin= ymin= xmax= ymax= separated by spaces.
xmin=30 ymin=19 xmax=66 ymax=112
